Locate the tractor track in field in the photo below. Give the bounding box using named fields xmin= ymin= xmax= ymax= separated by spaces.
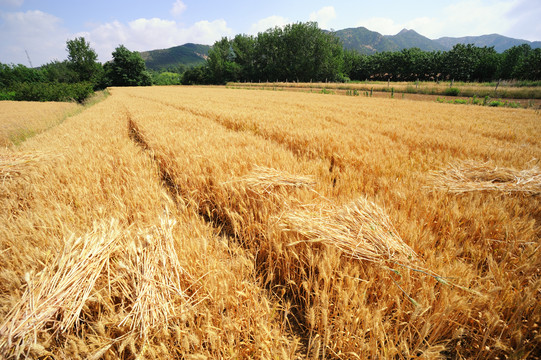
xmin=124 ymin=93 xmax=334 ymax=164
xmin=126 ymin=110 xmax=314 ymax=357
xmin=127 ymin=114 xmax=234 ymax=239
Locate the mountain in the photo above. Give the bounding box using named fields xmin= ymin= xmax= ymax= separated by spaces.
xmin=139 ymin=43 xmax=210 ymax=71
xmin=333 ymin=27 xmax=540 ymax=54
xmin=386 ymin=29 xmax=446 ymax=51
xmin=434 ymin=34 xmax=541 ymax=53
xmin=333 ymin=27 xmax=398 ymax=54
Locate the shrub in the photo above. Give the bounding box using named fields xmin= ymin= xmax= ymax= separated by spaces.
xmin=506 ymin=101 xmax=521 ymax=108
xmin=445 ymin=87 xmax=460 ymax=96
xmin=488 ymin=100 xmax=505 ymax=107
xmin=12 ymin=82 xmax=94 ymax=103
xmin=152 ymin=72 xmax=181 ymax=86
xmin=0 ymin=90 xmax=16 ymax=101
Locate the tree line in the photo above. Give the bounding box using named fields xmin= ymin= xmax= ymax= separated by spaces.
xmin=0 ymin=38 xmax=152 ymax=102
xmin=182 ymin=22 xmax=541 ymax=85
xmin=2 ymin=23 xmax=539 ymax=101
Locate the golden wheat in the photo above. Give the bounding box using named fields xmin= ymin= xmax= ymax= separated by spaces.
xmin=0 ymin=100 xmax=80 ymax=147
xmin=1 ymin=86 xmax=539 ymax=359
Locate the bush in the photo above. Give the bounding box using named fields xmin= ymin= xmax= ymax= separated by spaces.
xmin=445 ymin=87 xmax=460 ymax=96
xmin=488 ymin=100 xmax=505 ymax=107
xmin=152 ymin=72 xmax=181 ymax=86
xmin=320 ymin=88 xmax=334 ymax=94
xmin=12 ymin=82 xmax=94 ymax=103
xmin=0 ymin=90 xmax=16 ymax=100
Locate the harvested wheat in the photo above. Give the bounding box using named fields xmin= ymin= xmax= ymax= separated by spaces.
xmin=429 ymin=160 xmax=541 ymax=194
xmin=279 ymin=197 xmax=417 ymax=266
xmin=0 ymin=216 xmax=200 ymax=357
xmin=0 ymin=220 xmax=124 ymax=357
xmin=0 ymin=151 xmax=48 ymax=182
xmin=118 ymin=214 xmax=196 ymax=339
xmin=227 ymin=165 xmax=316 ymax=195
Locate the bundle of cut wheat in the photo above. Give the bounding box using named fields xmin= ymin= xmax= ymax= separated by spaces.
xmin=230 ymin=165 xmax=316 ymax=195
xmin=279 ymin=197 xmax=417 ymax=266
xmin=429 ymin=160 xmax=541 ymax=195
xmin=0 ymin=220 xmax=124 ymax=357
xmin=118 ymin=215 xmax=196 ymax=339
xmin=0 ymin=216 xmax=199 ymax=357
xmin=0 ymin=151 xmax=47 ymax=182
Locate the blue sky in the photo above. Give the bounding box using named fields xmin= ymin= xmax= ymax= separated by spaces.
xmin=1 ymin=0 xmax=539 ymax=66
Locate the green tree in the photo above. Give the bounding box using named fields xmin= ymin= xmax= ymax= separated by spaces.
xmin=104 ymin=45 xmax=152 ymax=86
xmin=443 ymin=44 xmax=480 ymax=81
xmin=514 ymin=47 xmax=541 ymax=80
xmin=41 ymin=60 xmax=78 ymax=83
xmin=231 ymin=34 xmax=256 ymax=81
xmin=253 ymin=22 xmax=344 ymax=82
xmin=66 ymin=37 xmax=102 ymax=83
xmin=181 ymin=65 xmax=210 ymax=85
xmin=472 ymin=46 xmax=499 ymax=82
xmin=207 ymin=37 xmax=239 ymax=84
xmin=499 ymin=44 xmax=531 ymax=80
xmin=0 ymin=63 xmax=45 ymax=88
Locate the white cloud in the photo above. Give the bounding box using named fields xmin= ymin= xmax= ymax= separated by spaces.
xmin=0 ymin=10 xmax=69 ymax=65
xmin=170 ymin=0 xmax=186 ymax=17
xmin=0 ymin=0 xmax=24 ymax=7
xmin=442 ymin=0 xmax=516 ymax=37
xmin=84 ymin=18 xmax=233 ymax=62
xmin=356 ymin=0 xmax=520 ymax=39
xmin=0 ymin=7 xmax=233 ymax=66
xmin=250 ymin=15 xmax=289 ymax=34
xmin=308 ymin=6 xmax=336 ymax=29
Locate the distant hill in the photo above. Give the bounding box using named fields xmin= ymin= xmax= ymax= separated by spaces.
xmin=332 ymin=27 xmax=398 ymax=54
xmin=139 ymin=43 xmax=210 ymax=71
xmin=333 ymin=27 xmax=540 ymax=54
xmin=434 ymin=34 xmax=541 ymax=53
xmin=386 ymin=29 xmax=446 ymax=51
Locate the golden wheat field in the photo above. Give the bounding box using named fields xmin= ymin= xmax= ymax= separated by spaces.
xmin=0 ymin=101 xmax=81 ymax=147
xmin=0 ymin=86 xmax=540 ymax=359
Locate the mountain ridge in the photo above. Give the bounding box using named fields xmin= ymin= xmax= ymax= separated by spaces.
xmin=139 ymin=43 xmax=210 ymax=71
xmin=334 ymin=27 xmax=540 ymax=54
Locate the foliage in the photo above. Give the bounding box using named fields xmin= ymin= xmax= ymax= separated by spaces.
xmin=151 ymin=72 xmax=181 ymax=85
xmin=0 ymin=63 xmax=45 ymax=88
xmin=181 ymin=65 xmax=210 ymax=85
xmin=40 ymin=60 xmax=78 ymax=83
xmin=195 ymin=22 xmax=345 ymax=84
xmin=66 ymin=37 xmax=102 ymax=83
xmin=187 ymin=21 xmax=540 ymax=85
xmin=104 ymin=45 xmax=152 ymax=87
xmin=0 ymin=37 xmax=106 ymax=102
xmin=0 ymin=39 xmax=156 ymax=102
xmin=488 ymin=99 xmax=505 ymax=107
xmin=11 ymin=82 xmax=94 ymax=103
xmin=445 ymin=87 xmax=461 ymax=96
xmin=0 ymin=90 xmax=16 ymax=100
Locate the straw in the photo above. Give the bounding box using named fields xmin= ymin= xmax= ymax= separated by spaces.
xmin=279 ymin=197 xmax=417 ymax=266
xmin=0 ymin=219 xmax=124 ymax=356
xmin=429 ymin=160 xmax=541 ymax=195
xmin=229 ymin=165 xmax=316 ymax=195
